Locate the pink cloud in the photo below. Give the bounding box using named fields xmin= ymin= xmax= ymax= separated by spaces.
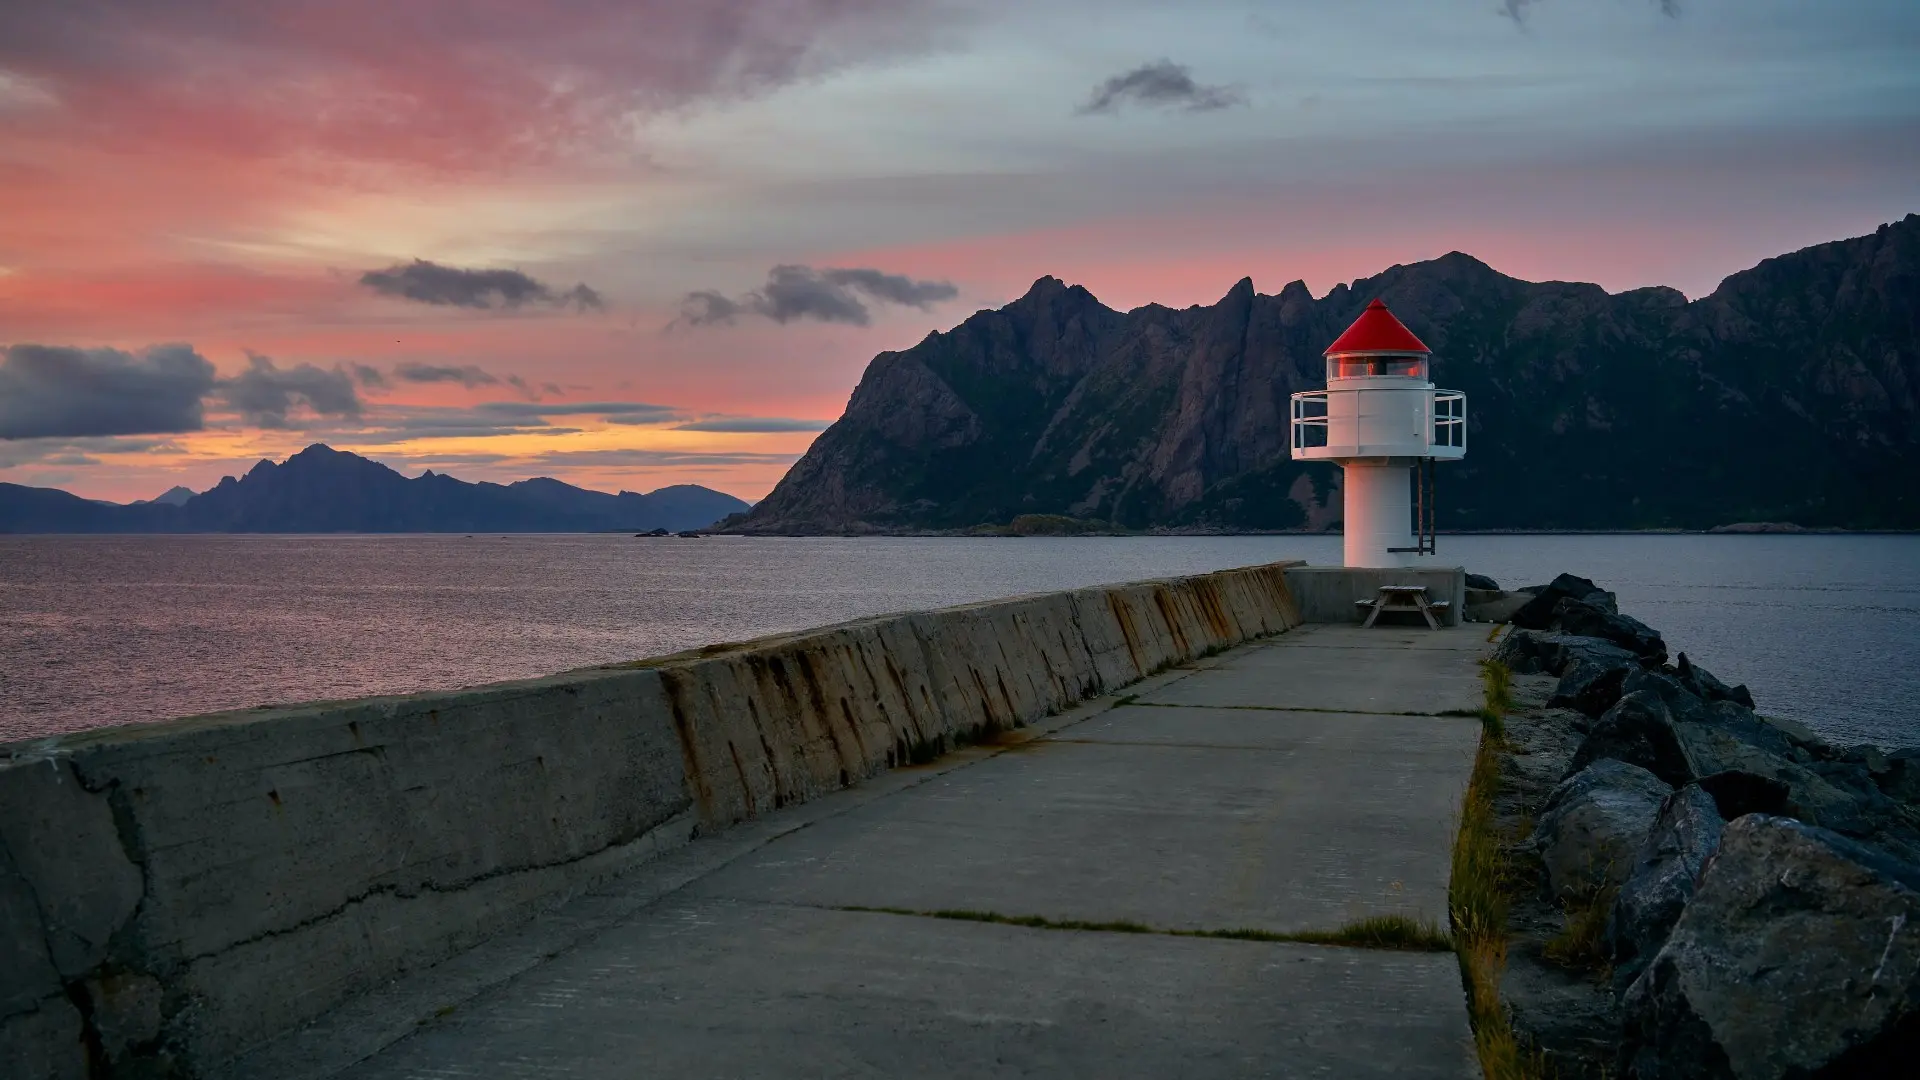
xmin=1 ymin=1 xmax=934 ymax=173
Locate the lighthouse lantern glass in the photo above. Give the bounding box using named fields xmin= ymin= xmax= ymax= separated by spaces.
xmin=1329 ymin=355 xmax=1427 ymax=379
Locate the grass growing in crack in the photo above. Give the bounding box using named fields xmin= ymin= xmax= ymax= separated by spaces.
xmin=1451 ymin=658 xmax=1547 ymax=1080
xmin=1477 ymin=658 xmax=1513 ymax=738
xmin=844 ymin=907 xmax=1158 ymax=934
xmin=1277 ymin=913 xmax=1452 ymax=952
xmin=837 ymin=907 xmax=1451 ymax=952
xmin=1542 ymin=886 xmax=1616 ymax=972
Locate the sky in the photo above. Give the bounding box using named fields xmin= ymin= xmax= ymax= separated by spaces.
xmin=2 ymin=0 xmax=1917 ymax=503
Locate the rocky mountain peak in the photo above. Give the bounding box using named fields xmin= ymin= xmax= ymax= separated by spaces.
xmin=738 ymin=217 xmax=1919 ymax=533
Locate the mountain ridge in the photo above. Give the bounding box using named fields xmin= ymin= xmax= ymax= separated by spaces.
xmin=0 ymin=444 xmax=751 ymax=533
xmin=735 ymin=215 xmax=1920 ymax=533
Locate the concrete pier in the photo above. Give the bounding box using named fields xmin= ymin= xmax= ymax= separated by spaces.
xmin=309 ymin=624 xmax=1488 ymax=1079
xmin=2 ymin=562 xmax=1491 ymax=1078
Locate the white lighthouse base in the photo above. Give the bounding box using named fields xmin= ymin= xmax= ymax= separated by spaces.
xmin=1340 ymin=461 xmax=1414 ymax=568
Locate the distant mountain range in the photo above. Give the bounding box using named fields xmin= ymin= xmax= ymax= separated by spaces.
xmin=736 ymin=214 xmax=1920 ymax=532
xmin=0 ymin=445 xmax=750 ymax=533
xmin=133 ymin=486 xmax=197 ymax=507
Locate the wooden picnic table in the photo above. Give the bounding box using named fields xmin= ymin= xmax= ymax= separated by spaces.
xmin=1356 ymin=584 xmax=1452 ymax=630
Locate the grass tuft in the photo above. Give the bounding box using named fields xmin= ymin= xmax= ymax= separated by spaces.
xmin=1278 ymin=913 xmax=1453 ymax=952
xmin=1541 ymin=886 xmax=1615 ymax=972
xmin=1450 ymin=657 xmax=1548 ymax=1080
xmin=1477 ymin=658 xmax=1513 ymax=737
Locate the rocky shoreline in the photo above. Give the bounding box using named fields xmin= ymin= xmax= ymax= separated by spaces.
xmin=1477 ymin=573 xmax=1920 ymax=1078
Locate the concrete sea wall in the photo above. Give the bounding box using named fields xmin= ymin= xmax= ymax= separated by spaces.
xmin=1 ymin=560 xmax=1303 ymax=1079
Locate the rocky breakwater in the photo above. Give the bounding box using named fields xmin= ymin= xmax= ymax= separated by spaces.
xmin=1485 ymin=573 xmax=1920 ymax=1078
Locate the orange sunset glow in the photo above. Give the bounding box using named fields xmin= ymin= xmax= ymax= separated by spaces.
xmin=3 ymin=0 xmax=1916 ymax=503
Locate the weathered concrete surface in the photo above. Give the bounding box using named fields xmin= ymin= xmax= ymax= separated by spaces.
xmin=219 ymin=670 xmax=1211 ymax=1080
xmin=1135 ymin=623 xmax=1489 ymax=716
xmin=687 ymin=706 xmax=1477 ymax=931
xmin=0 ymin=561 xmax=1305 ymax=1078
xmin=1284 ymin=566 xmax=1468 ymax=627
xmin=342 ymin=899 xmax=1474 ymax=1080
xmin=1 ymin=668 xmax=696 ymax=1077
xmin=651 ymin=563 xmax=1303 ymax=831
xmin=326 ymin=621 xmax=1487 ymax=1080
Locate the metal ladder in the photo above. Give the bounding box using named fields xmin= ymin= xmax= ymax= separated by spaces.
xmin=1389 ymin=457 xmax=1437 ymax=556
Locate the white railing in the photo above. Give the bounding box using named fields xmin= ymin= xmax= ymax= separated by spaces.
xmin=1290 ymin=391 xmax=1329 ymax=451
xmin=1288 ymin=388 xmax=1467 ymax=458
xmin=1432 ymin=391 xmax=1466 ymax=452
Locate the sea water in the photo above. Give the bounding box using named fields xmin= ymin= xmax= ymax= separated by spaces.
xmin=2 ymin=534 xmax=1914 ymax=747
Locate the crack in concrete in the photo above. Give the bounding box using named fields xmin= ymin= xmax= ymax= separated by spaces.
xmin=1041 ymin=737 xmax=1322 ymax=752
xmin=828 ymin=904 xmax=1452 ymax=953
xmin=174 ymin=807 xmax=692 ymax=968
xmin=1116 ymin=700 xmax=1460 ymax=718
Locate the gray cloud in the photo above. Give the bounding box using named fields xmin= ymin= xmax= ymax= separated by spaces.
xmin=526 ymin=449 xmax=802 ymax=468
xmin=678 ymin=291 xmax=747 ymax=326
xmin=0 ymin=343 xmax=216 ymax=439
xmin=218 ymin=353 xmax=363 ymax=429
xmin=1501 ymin=0 xmax=1679 ymax=22
xmin=0 ymin=3 xmax=944 ymax=171
xmin=0 ymin=340 xmax=649 ymax=448
xmin=368 ymin=363 xmax=546 ymax=399
xmin=672 ymin=416 xmax=832 ymax=433
xmin=394 ymin=362 xmax=500 ymax=388
xmin=277 ymin=399 xmax=683 ymax=446
xmin=503 ymin=374 xmax=560 ymax=400
xmin=474 ymin=401 xmax=682 ymax=422
xmin=291 ymin=405 xmax=574 ymax=445
xmin=334 ymin=424 xmax=584 ymax=446
xmin=677 ymin=264 xmax=959 ymax=328
xmin=0 ymin=435 xmax=178 ymax=469
xmin=1078 ymin=60 xmax=1244 ymax=115
xmin=359 ymin=259 xmax=605 ymax=312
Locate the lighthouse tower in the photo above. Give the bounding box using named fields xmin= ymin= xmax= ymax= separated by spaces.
xmin=1290 ymin=299 xmax=1466 ymax=568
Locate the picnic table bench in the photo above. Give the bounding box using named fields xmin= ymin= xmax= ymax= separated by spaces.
xmin=1356 ymin=584 xmax=1452 ymax=630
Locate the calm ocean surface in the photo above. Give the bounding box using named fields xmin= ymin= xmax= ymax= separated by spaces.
xmin=1 ymin=534 xmax=1915 ymax=748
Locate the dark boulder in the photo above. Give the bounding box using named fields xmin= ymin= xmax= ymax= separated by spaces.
xmin=1881 ymin=749 xmax=1920 ymax=808
xmin=1535 ymin=758 xmax=1673 ymax=900
xmin=1619 ymin=815 xmax=1920 ymax=1079
xmin=1811 ymin=757 xmax=1888 ymax=802
xmin=1495 ymin=629 xmax=1639 ymax=677
xmin=1620 ymin=667 xmax=1714 ymax=726
xmin=1622 ymin=669 xmax=1797 ymax=759
xmin=1465 ymin=572 xmax=1501 ymax=591
xmin=1553 ymin=598 xmax=1668 ymax=665
xmin=1490 ymin=627 xmax=1560 ymax=675
xmin=1606 ymin=783 xmax=1724 ymax=993
xmin=1674 ymin=653 xmax=1755 ymax=710
xmin=1840 ymin=744 xmax=1893 ymax=779
xmin=1696 ymin=770 xmax=1791 ymax=818
xmin=1510 ymin=572 xmax=1620 ymax=629
xmin=1740 ymin=710 xmax=1832 ymax=762
xmin=1567 ymin=691 xmax=1696 ymax=789
xmin=1550 ymin=656 xmax=1635 ymax=718
xmin=1465 ymin=591 xmax=1532 ymax=624
xmin=1670 ymin=722 xmax=1887 ymax=841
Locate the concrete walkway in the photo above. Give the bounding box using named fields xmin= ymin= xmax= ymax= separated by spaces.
xmin=331 ymin=623 xmax=1489 ymax=1080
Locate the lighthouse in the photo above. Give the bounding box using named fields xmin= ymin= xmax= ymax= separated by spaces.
xmin=1290 ymin=299 xmax=1466 ymax=568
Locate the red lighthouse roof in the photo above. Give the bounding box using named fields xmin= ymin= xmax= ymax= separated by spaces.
xmin=1324 ymin=299 xmax=1430 ymax=356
